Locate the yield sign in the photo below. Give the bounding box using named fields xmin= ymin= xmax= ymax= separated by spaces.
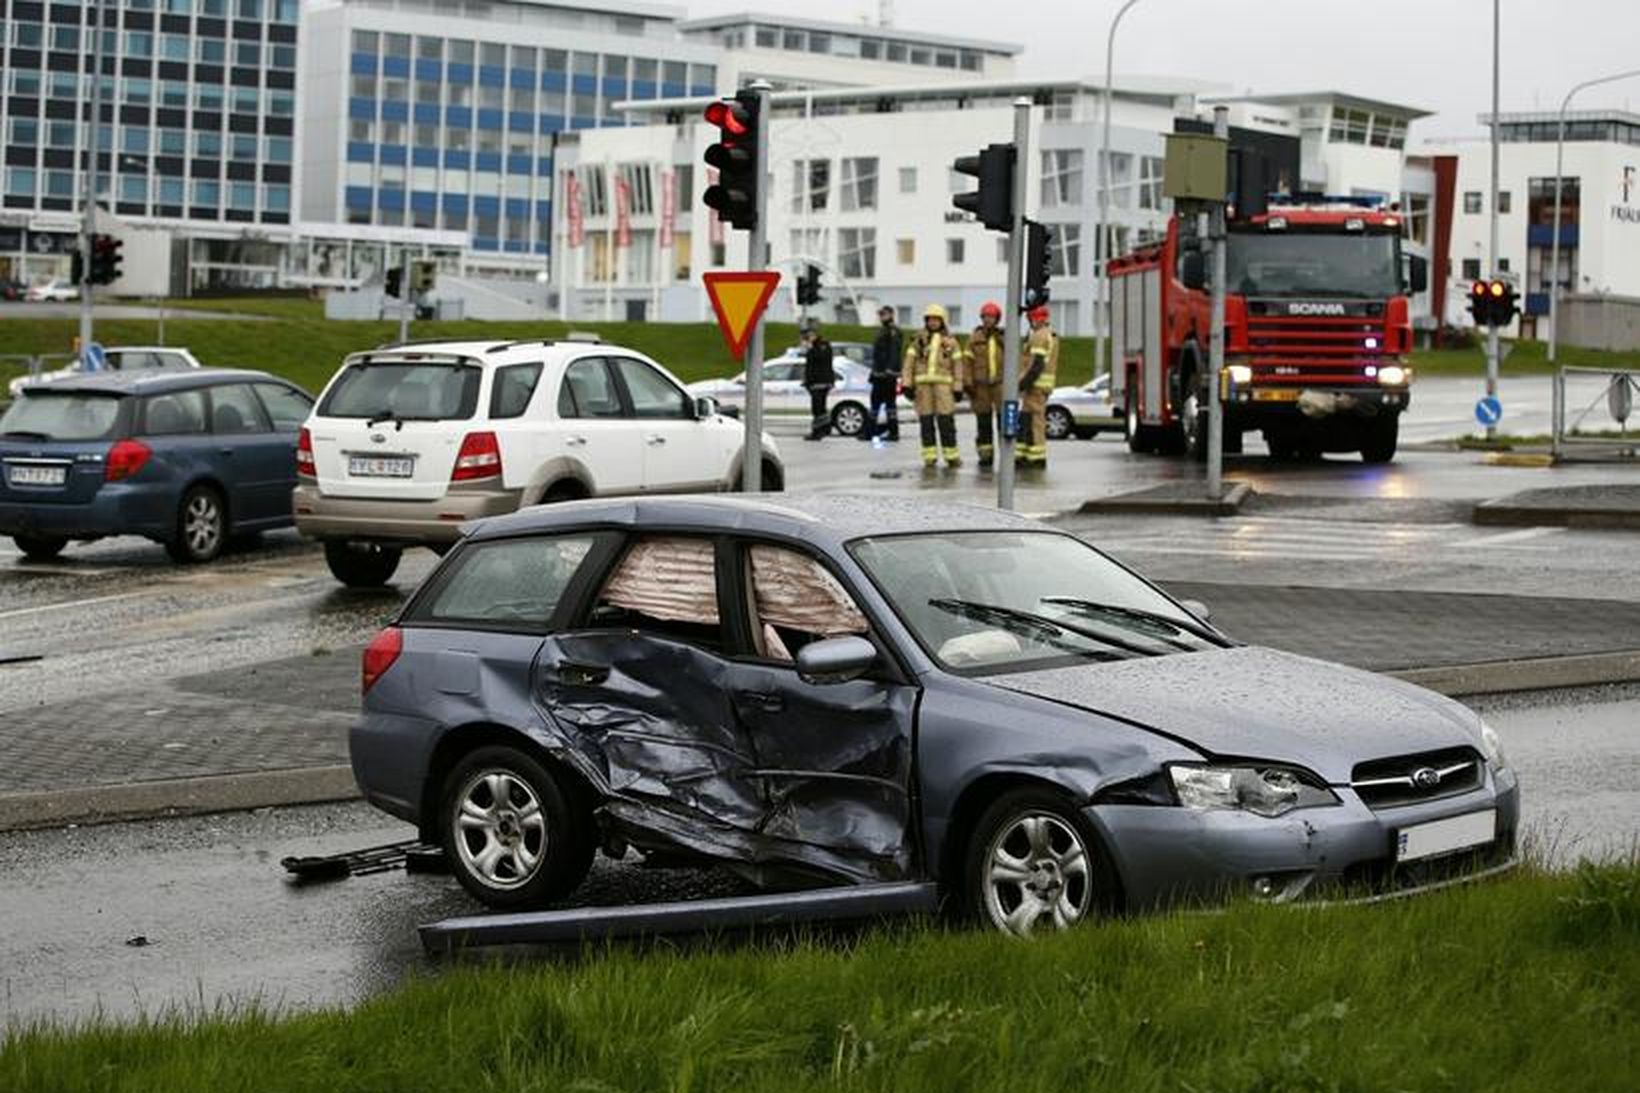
xmin=703 ymin=271 xmax=781 ymax=360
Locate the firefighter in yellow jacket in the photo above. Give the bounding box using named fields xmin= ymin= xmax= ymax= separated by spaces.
xmin=1017 ymin=305 xmax=1058 ymax=468
xmin=965 ymin=301 xmax=1005 ymax=469
xmin=903 ymin=304 xmax=965 ymax=468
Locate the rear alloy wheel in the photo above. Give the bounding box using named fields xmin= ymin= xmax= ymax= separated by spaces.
xmin=1045 ymin=406 xmax=1074 ymax=441
xmin=440 ymin=744 xmax=594 ymax=910
xmin=830 ymin=401 xmax=868 ymax=437
xmin=964 ymin=788 xmax=1116 ymax=938
xmin=165 ymin=485 xmax=225 ymax=564
xmin=13 ymin=534 xmax=67 ymax=561
xmin=323 ymin=540 xmax=403 ymax=587
xmin=1360 ymin=413 xmax=1399 ymax=464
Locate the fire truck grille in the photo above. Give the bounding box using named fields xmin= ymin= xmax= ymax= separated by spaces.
xmin=1245 ymin=317 xmax=1388 ymax=383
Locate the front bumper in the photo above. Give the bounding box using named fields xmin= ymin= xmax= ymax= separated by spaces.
xmin=1229 ymin=384 xmax=1409 ymax=423
xmin=293 ymin=481 xmax=522 ymax=546
xmin=1089 ymin=766 xmax=1520 ymax=910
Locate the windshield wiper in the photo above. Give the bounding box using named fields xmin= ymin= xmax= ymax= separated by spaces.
xmin=2 ymin=430 xmax=53 ymax=440
xmin=927 ymin=598 xmax=1157 ymax=660
xmin=365 ymin=410 xmax=406 ymax=430
xmin=1040 ymin=597 xmax=1230 ymax=649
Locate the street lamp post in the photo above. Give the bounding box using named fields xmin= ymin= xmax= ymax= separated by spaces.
xmin=1093 ymin=0 xmax=1144 ymax=382
xmin=1549 ymin=68 xmax=1640 ymax=364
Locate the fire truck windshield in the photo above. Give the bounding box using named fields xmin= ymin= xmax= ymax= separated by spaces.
xmin=1226 ymin=231 xmax=1401 ymax=299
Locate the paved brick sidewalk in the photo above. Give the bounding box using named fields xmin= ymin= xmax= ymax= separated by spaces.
xmin=2 ymin=585 xmax=1637 ymax=799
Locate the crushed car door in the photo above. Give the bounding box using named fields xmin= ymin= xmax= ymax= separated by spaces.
xmin=720 ymin=541 xmax=918 ymax=884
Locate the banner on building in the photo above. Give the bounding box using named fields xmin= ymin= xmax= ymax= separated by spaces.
xmin=566 ymin=172 xmax=585 ymax=249
xmin=614 ymin=174 xmax=633 ymax=249
xmin=660 ymin=170 xmax=677 ymax=249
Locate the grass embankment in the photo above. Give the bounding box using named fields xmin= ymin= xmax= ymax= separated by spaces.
xmin=3 ymin=864 xmax=1636 ymax=1092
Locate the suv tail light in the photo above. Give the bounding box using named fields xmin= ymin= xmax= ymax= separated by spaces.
xmin=105 ymin=439 xmax=151 ymax=482
xmin=451 ymin=431 xmax=502 ymax=482
xmin=362 ymin=626 xmax=403 ymax=694
xmin=296 ymin=426 xmax=316 ymax=479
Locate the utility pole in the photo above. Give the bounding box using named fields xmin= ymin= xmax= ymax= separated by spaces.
xmin=78 ymin=0 xmax=106 ymax=356
xmin=997 ymin=97 xmax=1032 ymax=512
xmin=742 ymin=79 xmax=773 ymax=493
xmin=1484 ymin=0 xmax=1501 ymax=441
xmin=397 ymin=246 xmax=411 ymax=344
xmin=1206 ymin=105 xmax=1229 ymax=500
xmin=1095 ymin=0 xmax=1145 ymax=385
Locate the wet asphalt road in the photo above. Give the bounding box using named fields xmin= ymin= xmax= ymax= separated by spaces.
xmin=1 ymin=683 xmax=1634 ymax=1029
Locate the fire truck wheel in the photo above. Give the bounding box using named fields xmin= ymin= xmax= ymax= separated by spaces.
xmin=1182 ymin=388 xmax=1209 ymax=462
xmin=1360 ymin=414 xmax=1399 ymax=464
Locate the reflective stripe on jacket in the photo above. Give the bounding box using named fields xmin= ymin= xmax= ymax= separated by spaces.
xmin=904 ymin=330 xmax=962 ymax=387
xmin=1025 ymin=327 xmax=1059 ymax=390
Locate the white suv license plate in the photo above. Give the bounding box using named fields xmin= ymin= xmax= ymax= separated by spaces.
xmin=1396 ymin=809 xmax=1496 ymax=863
xmin=348 ymin=455 xmax=415 ymax=478
xmin=7 ymin=465 xmax=67 ymax=487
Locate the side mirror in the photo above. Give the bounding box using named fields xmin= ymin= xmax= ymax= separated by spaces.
xmin=1406 ymin=254 xmax=1429 ymax=295
xmin=1177 ymin=598 xmax=1212 ymax=623
xmin=795 ymin=635 xmax=878 ymax=685
xmin=1180 ymin=251 xmax=1206 ymax=292
xmin=693 ymin=395 xmax=719 ymax=420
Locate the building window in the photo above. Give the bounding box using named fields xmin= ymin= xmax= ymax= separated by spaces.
xmin=123 ymin=129 xmax=150 ymax=155
xmin=898 ymin=166 xmax=917 ymax=194
xmin=1041 ymin=149 xmax=1083 ymax=208
xmin=1461 ymin=258 xmax=1481 ymax=281
xmin=1101 ymin=151 xmax=1133 ymax=208
xmin=791 ymin=158 xmax=830 ymax=212
xmin=945 ymin=238 xmax=964 ymax=264
xmin=839 ymin=157 xmax=878 ymax=212
xmin=1463 ymin=191 xmax=1482 ymax=214
xmin=159 ymin=178 xmax=185 ymax=207
xmin=354 ymin=30 xmax=379 ymax=54
xmin=159 ymin=129 xmax=187 ymax=155
xmin=839 ymin=228 xmax=876 ymax=279
xmin=1138 ymin=156 xmax=1166 ymax=210
xmin=896 ymin=238 xmax=915 ymax=265
xmin=1050 ymin=224 xmax=1081 ymax=278
xmin=1330 ymin=107 xmax=1371 ymax=145
xmin=1498 ymin=191 xmax=1512 ymax=215
xmin=193 ymin=180 xmax=220 ymax=207
xmin=4 ymin=169 xmax=36 ymax=198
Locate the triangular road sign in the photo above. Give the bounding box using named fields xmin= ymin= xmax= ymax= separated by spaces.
xmin=703 ymin=271 xmax=782 ymax=360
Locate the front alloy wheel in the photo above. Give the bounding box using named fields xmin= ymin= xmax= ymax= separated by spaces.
xmin=965 ymin=788 xmax=1113 ymax=938
xmin=831 ymin=401 xmax=867 ymax=437
xmin=1045 ymin=406 xmax=1074 ymax=441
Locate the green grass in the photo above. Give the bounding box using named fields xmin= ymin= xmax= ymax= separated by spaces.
xmin=1409 ymin=339 xmax=1636 ymax=377
xmin=162 ymin=295 xmax=326 ymax=320
xmin=3 ymin=864 xmax=1636 ymax=1092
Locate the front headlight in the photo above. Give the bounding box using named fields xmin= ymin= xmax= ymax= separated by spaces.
xmin=1478 ymin=720 xmax=1508 ymax=771
xmin=1169 ymin=764 xmax=1338 ymax=818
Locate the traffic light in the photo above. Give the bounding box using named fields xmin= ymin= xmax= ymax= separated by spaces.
xmin=1023 ymin=221 xmax=1054 ymax=311
xmin=409 ymin=259 xmax=437 ymax=297
xmin=70 ymin=249 xmax=85 ymax=286
xmin=385 ymin=266 xmax=403 ymax=299
xmin=702 ymin=90 xmax=761 ymax=231
xmin=1468 ymin=279 xmax=1519 ymax=326
xmin=796 ymin=265 xmax=822 ymax=306
xmin=951 ymin=143 xmax=1015 ymax=232
xmin=88 ymin=234 xmax=122 ymax=286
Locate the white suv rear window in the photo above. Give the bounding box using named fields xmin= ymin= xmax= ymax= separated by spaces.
xmin=320 ymin=361 xmax=480 ymax=421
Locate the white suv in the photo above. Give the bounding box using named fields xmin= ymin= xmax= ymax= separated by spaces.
xmin=294 ymin=338 xmax=782 ymax=586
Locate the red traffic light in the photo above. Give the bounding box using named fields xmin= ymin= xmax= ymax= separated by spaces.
xmin=704 ymin=100 xmax=750 ymax=138
xmin=1472 ymin=280 xmax=1487 ymax=296
xmin=1489 ymin=280 xmax=1506 ymax=298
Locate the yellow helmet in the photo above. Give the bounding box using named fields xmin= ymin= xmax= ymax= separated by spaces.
xmin=923 ymin=304 xmax=949 ymax=323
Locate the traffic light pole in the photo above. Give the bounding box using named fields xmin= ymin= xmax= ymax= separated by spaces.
xmin=397 ymin=247 xmax=412 ymax=345
xmin=997 ymin=96 xmax=1032 ymax=513
xmin=78 ymin=0 xmax=105 ymax=356
xmin=1206 ymin=105 xmax=1228 ymax=501
xmin=1484 ymin=0 xmax=1500 ymax=441
xmin=742 ymin=79 xmax=772 ymax=493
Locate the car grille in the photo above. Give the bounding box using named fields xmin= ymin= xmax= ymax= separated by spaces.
xmin=1350 ymin=747 xmax=1483 ymax=809
xmin=1244 ymin=314 xmax=1386 ymax=384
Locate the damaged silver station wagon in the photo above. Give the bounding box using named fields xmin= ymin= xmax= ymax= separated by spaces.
xmin=351 ymin=495 xmax=1519 ymax=936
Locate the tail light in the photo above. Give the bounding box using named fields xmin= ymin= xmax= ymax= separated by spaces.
xmin=105 ymin=439 xmax=151 ymax=482
xmin=451 ymin=430 xmax=502 ymax=482
xmin=362 ymin=626 xmax=403 ymax=694
xmin=296 ymin=426 xmax=316 ymax=479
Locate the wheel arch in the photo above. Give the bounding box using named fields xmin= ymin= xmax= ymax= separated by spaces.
xmin=935 ymin=770 xmax=1094 ymax=888
xmin=180 ymin=474 xmax=232 ymax=528
xmin=417 ymin=720 xmax=600 ymax=843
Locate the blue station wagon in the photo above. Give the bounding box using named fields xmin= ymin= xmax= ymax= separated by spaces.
xmin=0 ymin=369 xmax=314 ymax=563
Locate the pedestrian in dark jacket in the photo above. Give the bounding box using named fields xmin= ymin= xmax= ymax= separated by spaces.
xmin=803 ymin=327 xmax=835 ymax=440
xmin=862 ymin=305 xmax=902 ymax=441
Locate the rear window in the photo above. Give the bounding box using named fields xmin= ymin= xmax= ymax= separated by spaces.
xmin=1 ymin=392 xmax=124 ymax=441
xmin=490 ymin=362 xmax=542 ymax=419
xmin=319 ymin=361 xmax=480 ymax=421
xmin=414 ymin=534 xmax=598 ymax=629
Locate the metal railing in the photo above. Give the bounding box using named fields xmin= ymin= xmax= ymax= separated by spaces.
xmin=1552 ymin=365 xmax=1639 ymax=458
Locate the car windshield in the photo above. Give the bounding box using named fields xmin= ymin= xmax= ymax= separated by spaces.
xmin=1227 ymin=230 xmax=1400 ymax=298
xmin=851 ymin=531 xmax=1212 ymax=673
xmin=318 ymin=360 xmax=480 ymax=421
xmin=0 ymin=391 xmax=124 ymax=441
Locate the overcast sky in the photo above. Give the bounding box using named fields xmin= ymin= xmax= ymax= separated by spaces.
xmin=688 ymin=0 xmax=1640 ymax=143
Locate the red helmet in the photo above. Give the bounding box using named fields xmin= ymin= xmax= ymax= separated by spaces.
xmin=979 ymin=301 xmax=1003 ymax=320
xmin=1028 ymin=305 xmax=1051 ymax=324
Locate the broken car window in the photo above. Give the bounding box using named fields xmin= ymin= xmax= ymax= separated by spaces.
xmin=594 ymin=536 xmax=724 ymax=649
xmin=749 ymin=545 xmax=869 ymax=662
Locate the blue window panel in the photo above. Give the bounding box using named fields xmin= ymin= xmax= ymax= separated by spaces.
xmin=472 ymin=236 xmax=500 ymax=251
xmin=446 ymin=106 xmax=473 ymax=129
xmin=382 ymin=56 xmax=410 ymax=78
xmin=1526 ymin=224 xmax=1578 ymax=247
xmin=381 ymin=100 xmax=410 ymax=123
xmin=411 ymin=191 xmax=438 ymax=213
xmin=506 ymin=154 xmax=532 ymax=176
xmin=535 ymin=200 xmax=552 ymax=219
xmin=379 ymin=145 xmax=407 ymax=166
xmin=661 ymin=83 xmax=686 ymax=98
xmin=475 ymin=152 xmax=502 ymax=172
xmin=536 ymin=158 xmax=554 ymax=176
xmin=444 ymin=150 xmax=471 ymax=170
xmin=541 ymin=72 xmax=566 ymax=92
xmin=347 ymin=141 xmax=374 ymax=163
xmin=690 ymin=84 xmax=715 ymax=97
xmin=377 ymin=188 xmax=405 ymax=211
xmin=414 ymin=103 xmax=441 ymax=125
xmin=412 ymin=148 xmax=439 ymax=168
xmin=349 ymin=98 xmax=376 ymax=120
xmin=476 ymin=108 xmax=504 ymax=131
xmin=351 ymin=53 xmax=377 ymax=75
xmin=533 ymin=241 xmax=549 ymax=255
xmin=601 ymin=78 xmax=627 ymax=97
xmin=442 ymin=193 xmax=468 ymax=214
xmin=473 ymin=195 xmax=501 ymax=216
xmin=509 ymin=111 xmax=535 ymax=132
xmin=1525 ymin=292 xmax=1550 ymax=316
xmin=505 ymin=198 xmax=529 ymax=217
xmin=415 ymin=59 xmax=442 ymax=82
xmin=571 ymin=116 xmax=597 ymax=131
xmin=632 ymin=81 xmax=657 ymax=99
xmin=504 ymin=240 xmax=528 ymax=253
xmin=572 ymin=75 xmax=598 ymax=95
xmin=538 ymin=117 xmax=563 ymax=136
xmin=446 ymin=63 xmax=474 ymax=85
xmin=510 ymin=68 xmax=535 ymax=89
xmin=479 ymin=66 xmax=505 ymax=88
xmin=345 ymin=186 xmax=372 ymax=209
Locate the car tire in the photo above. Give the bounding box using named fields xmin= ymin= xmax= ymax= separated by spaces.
xmin=830 ymin=401 xmax=868 ymax=437
xmin=1044 ymin=406 xmax=1074 ymax=441
xmin=1073 ymin=427 xmax=1101 ymax=440
xmin=439 ymin=744 xmax=595 ymax=910
xmin=323 ymin=540 xmax=403 ymax=587
xmin=961 ymin=786 xmax=1119 ymax=938
xmin=164 ymin=485 xmax=226 ymax=564
xmin=761 ymin=457 xmax=785 ymax=492
xmin=1360 ymin=414 xmax=1399 ymax=464
xmin=13 ymin=534 xmax=67 ymax=561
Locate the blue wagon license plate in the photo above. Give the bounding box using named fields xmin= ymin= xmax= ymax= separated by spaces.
xmin=6 ymin=464 xmax=67 ymax=487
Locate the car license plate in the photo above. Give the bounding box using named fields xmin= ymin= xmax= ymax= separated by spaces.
xmin=1396 ymin=809 xmax=1496 ymax=863
xmin=347 ymin=455 xmax=415 ymax=478
xmin=1252 ymin=388 xmax=1299 ymax=402
xmin=6 ymin=464 xmax=67 ymax=487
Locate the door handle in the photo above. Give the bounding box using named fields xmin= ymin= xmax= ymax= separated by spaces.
xmin=219 ymin=448 xmax=234 ymax=455
xmin=646 ymin=435 xmax=667 ymax=446
xmin=565 ymin=435 xmax=588 ymax=447
xmin=734 ymin=690 xmax=784 ymax=713
xmin=559 ymin=661 xmax=609 ymax=686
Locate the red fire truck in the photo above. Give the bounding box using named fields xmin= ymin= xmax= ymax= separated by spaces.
xmin=1108 ymin=196 xmax=1427 ymax=464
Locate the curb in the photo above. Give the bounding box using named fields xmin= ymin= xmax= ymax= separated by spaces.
xmin=1080 ymin=481 xmax=1253 ymax=517
xmin=1387 ymin=649 xmax=1640 ymax=697
xmin=0 ymin=764 xmax=359 ymax=833
xmin=1473 ymin=500 xmax=1640 ymax=530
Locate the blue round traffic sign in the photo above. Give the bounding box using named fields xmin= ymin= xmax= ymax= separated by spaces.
xmin=1474 ymin=396 xmax=1503 ymax=427
xmin=83 ymin=342 xmax=107 ymax=373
